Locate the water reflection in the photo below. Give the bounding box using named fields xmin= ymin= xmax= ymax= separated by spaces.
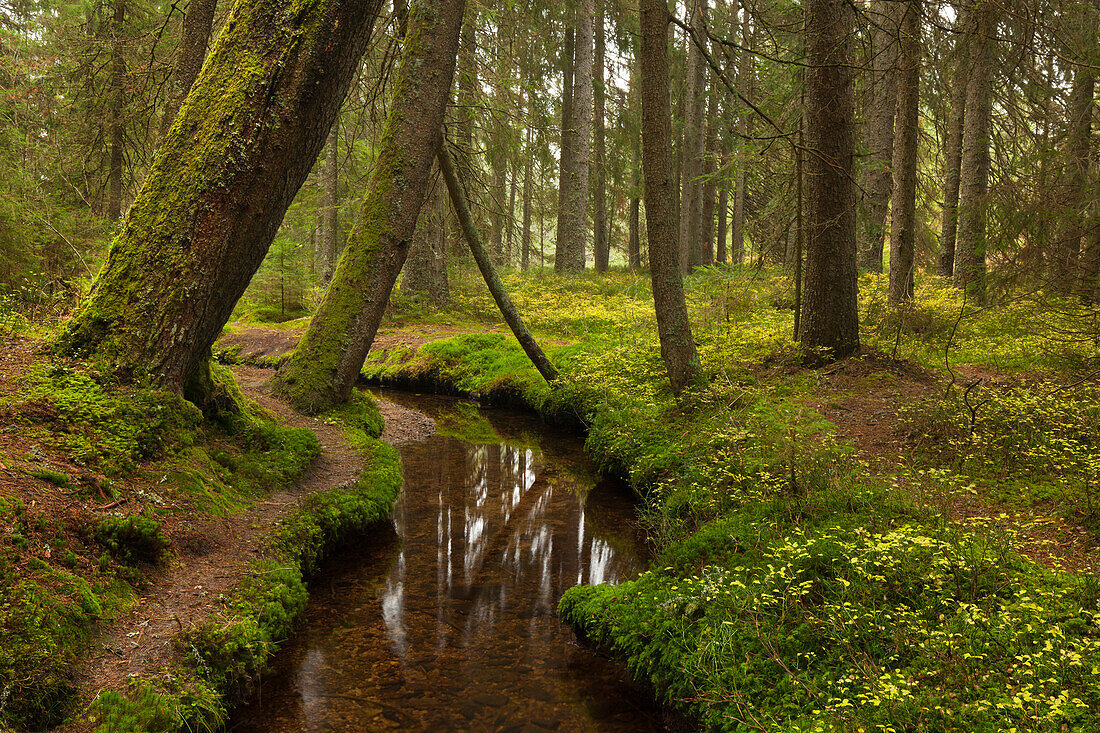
xmin=232 ymin=394 xmax=666 ymax=732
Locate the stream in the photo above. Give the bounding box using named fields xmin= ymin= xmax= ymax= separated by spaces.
xmin=230 ymin=391 xmax=670 ymax=732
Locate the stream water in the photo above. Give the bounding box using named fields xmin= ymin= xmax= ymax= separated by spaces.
xmin=230 ymin=391 xmax=669 ymax=732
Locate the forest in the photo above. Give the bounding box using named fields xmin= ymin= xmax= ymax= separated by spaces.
xmin=1 ymin=0 xmax=1099 ymax=729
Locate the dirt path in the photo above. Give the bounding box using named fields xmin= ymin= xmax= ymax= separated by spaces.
xmin=61 ymin=366 xmax=433 ymax=730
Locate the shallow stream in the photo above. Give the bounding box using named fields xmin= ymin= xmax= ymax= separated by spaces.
xmin=230 ymin=391 xmax=668 ymax=732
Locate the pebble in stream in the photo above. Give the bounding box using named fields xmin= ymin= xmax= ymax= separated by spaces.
xmin=231 ymin=393 xmax=670 ymax=732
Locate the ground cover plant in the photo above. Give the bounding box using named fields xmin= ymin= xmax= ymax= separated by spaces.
xmin=0 ymin=347 xmax=323 ymax=730
xmin=364 ymin=266 xmax=1100 ymax=731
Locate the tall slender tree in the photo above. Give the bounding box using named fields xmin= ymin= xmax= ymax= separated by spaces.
xmin=858 ymin=0 xmax=897 ymax=272
xmin=887 ymin=0 xmax=921 ymax=303
xmin=640 ymin=0 xmax=702 ymax=395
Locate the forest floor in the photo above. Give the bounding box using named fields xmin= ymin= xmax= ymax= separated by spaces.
xmin=4 ymin=267 xmax=1100 ymax=732
xmin=0 ymin=338 xmax=428 ymax=731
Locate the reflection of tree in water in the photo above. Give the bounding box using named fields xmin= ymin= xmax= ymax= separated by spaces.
xmin=233 ymin=399 xmax=663 ymax=732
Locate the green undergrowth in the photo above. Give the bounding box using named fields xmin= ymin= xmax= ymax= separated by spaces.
xmin=0 ymin=496 xmax=132 ymax=730
xmin=0 ymin=360 xmax=321 ymax=731
xmin=900 ymin=380 xmax=1100 ymax=532
xmin=360 ymin=267 xmax=1100 ymax=731
xmin=85 ymin=392 xmax=401 ymax=732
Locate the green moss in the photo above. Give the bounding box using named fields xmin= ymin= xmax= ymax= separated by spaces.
xmin=14 ymin=362 xmax=202 ymax=476
xmin=93 ymin=516 xmax=170 ymax=565
xmin=28 ymin=468 xmax=70 ymax=487
xmin=88 ymin=399 xmax=401 ymax=732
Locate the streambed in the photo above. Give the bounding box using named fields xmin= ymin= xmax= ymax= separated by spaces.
xmin=231 ymin=391 xmax=669 ymax=731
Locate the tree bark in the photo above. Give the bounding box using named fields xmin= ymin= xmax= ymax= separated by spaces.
xmin=521 ymin=123 xmax=533 ymax=270
xmin=887 ymin=0 xmax=920 ymax=304
xmin=456 ymin=9 xmax=476 ymax=153
xmin=489 ymin=12 xmax=510 ymax=264
xmin=319 ymin=121 xmax=340 ymax=282
xmin=700 ymin=83 xmax=718 ymax=266
xmin=953 ymin=0 xmax=997 ymax=304
xmin=401 ymin=170 xmax=449 ymax=305
xmin=640 ymin=0 xmax=702 ymax=395
xmin=593 ymin=0 xmax=609 ymax=272
xmin=58 ymin=0 xmax=385 ymax=392
xmin=937 ymin=4 xmax=969 ymax=278
xmin=439 ymin=146 xmax=559 ymax=383
xmin=554 ymin=24 xmax=575 ymax=271
xmin=682 ymin=0 xmax=708 ymax=271
xmin=858 ymin=0 xmax=897 ymax=272
xmin=106 ymin=0 xmax=126 ymax=221
xmin=557 ymin=0 xmax=592 ymax=273
xmin=716 ymin=175 xmax=728 ymax=264
xmin=730 ymin=1 xmax=752 ymax=265
xmin=1053 ymin=0 xmax=1097 ymax=293
xmin=272 ymin=0 xmax=465 ymax=412
xmin=160 ymin=0 xmax=218 ymax=138
xmin=799 ymin=0 xmax=859 ymax=363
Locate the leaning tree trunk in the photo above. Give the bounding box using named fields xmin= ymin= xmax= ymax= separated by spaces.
xmin=887 ymin=0 xmax=921 ymax=304
xmin=953 ymin=0 xmax=997 ymax=305
xmin=640 ymin=0 xmax=702 ymax=396
xmin=272 ymin=0 xmax=465 ymax=413
xmin=439 ymin=146 xmax=558 ymax=383
xmin=593 ymin=0 xmax=609 ymax=272
xmin=937 ymin=3 xmax=969 ymax=278
xmin=58 ymin=0 xmax=384 ymax=393
xmin=858 ymin=0 xmax=897 ymax=273
xmin=799 ymin=0 xmax=859 ymax=363
xmin=160 ymin=0 xmax=218 ymax=138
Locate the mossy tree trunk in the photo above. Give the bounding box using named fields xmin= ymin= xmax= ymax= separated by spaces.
xmin=640 ymin=0 xmax=702 ymax=396
xmin=272 ymin=0 xmax=465 ymax=413
xmin=57 ymin=0 xmax=384 ymax=392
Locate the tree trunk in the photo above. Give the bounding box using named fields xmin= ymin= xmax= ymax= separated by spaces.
xmin=58 ymin=0 xmax=385 ymax=393
xmin=160 ymin=0 xmax=218 ymax=138
xmin=593 ymin=0 xmax=609 ymax=272
xmin=106 ymin=0 xmax=126 ymax=221
xmin=319 ymin=121 xmax=340 ymax=282
xmin=937 ymin=4 xmax=969 ymax=278
xmin=730 ymin=1 xmax=752 ymax=265
xmin=554 ymin=24 xmax=575 ymax=271
xmin=799 ymin=0 xmax=859 ymax=363
xmin=640 ymin=0 xmax=702 ymax=395
xmin=521 ymin=124 xmax=533 ymax=270
xmin=953 ymin=0 xmax=997 ymax=304
xmin=716 ymin=178 xmax=728 ymax=264
xmin=456 ymin=10 xmax=476 ymax=153
xmin=557 ymin=1 xmax=592 ymax=273
xmin=682 ymin=0 xmax=708 ymax=271
xmin=887 ymin=0 xmax=920 ymax=304
xmin=1054 ymin=1 xmax=1097 ymax=294
xmin=858 ymin=0 xmax=897 ymax=272
xmin=439 ymin=146 xmax=558 ymax=384
xmin=401 ymin=170 xmax=449 ymax=305
xmin=272 ymin=0 xmax=464 ymax=412
xmin=489 ymin=14 xmax=510 ymax=264
xmin=700 ymin=84 xmax=718 ymax=266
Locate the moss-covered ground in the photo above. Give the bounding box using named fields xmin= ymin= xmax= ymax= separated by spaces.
xmin=0 ymin=339 xmax=398 ymax=731
xmin=360 ymin=266 xmax=1100 ymax=732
